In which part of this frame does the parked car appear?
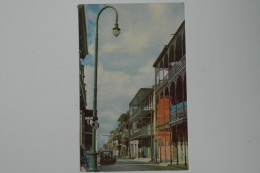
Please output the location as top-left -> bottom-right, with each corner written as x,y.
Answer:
100,150 -> 116,165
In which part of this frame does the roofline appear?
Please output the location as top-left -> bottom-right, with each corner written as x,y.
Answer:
153,20 -> 185,67
152,45 -> 168,67
129,88 -> 153,106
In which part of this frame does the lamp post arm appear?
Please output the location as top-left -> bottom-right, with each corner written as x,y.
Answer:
93,6 -> 119,121
89,6 -> 119,171
97,6 -> 119,27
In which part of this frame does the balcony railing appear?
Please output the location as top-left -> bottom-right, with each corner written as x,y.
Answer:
130,124 -> 151,140
80,73 -> 87,106
168,55 -> 186,83
121,130 -> 129,139
170,101 -> 187,125
142,124 -> 151,136
130,128 -> 141,139
130,107 -> 153,122
156,73 -> 169,92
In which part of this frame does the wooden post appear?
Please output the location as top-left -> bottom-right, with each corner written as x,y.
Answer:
165,131 -> 167,162
184,124 -> 187,167
176,126 -> 179,165
170,127 -> 172,164
160,139 -> 162,163
151,112 -> 153,160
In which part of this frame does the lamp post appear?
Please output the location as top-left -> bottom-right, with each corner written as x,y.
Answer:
88,6 -> 120,172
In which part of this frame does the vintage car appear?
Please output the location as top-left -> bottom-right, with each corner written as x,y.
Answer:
100,150 -> 116,165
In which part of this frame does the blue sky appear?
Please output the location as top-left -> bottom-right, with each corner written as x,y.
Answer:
82,3 -> 184,148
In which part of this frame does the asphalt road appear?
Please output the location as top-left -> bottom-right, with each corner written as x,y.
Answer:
98,158 -> 186,172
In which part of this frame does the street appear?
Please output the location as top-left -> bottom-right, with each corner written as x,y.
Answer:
97,158 -> 187,172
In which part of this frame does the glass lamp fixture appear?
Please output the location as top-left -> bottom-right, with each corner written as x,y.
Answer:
113,23 -> 120,37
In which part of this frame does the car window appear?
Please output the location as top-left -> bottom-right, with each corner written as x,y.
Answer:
102,151 -> 112,155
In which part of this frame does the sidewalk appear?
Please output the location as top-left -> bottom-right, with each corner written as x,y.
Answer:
133,157 -> 188,169
134,157 -> 151,162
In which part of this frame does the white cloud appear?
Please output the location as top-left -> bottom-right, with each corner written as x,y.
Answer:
86,7 -> 96,24
87,42 -> 95,57
102,29 -> 150,52
85,65 -> 134,108
97,65 -> 132,99
138,59 -> 154,74
148,3 -> 166,20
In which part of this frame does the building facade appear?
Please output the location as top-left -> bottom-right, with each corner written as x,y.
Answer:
129,88 -> 154,159
117,112 -> 130,158
153,21 -> 188,166
78,4 -> 93,165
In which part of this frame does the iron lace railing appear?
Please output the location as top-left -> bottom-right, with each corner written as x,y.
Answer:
130,124 -> 151,139
130,128 -> 141,139
130,107 -> 153,122
80,73 -> 87,106
168,55 -> 186,83
156,73 -> 169,92
170,102 -> 187,124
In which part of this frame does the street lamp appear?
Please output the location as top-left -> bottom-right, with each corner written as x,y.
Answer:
88,6 -> 120,172
112,23 -> 120,37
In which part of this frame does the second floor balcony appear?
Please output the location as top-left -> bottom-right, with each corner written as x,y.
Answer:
130,107 -> 153,122
130,124 -> 152,140
170,101 -> 187,126
129,88 -> 154,122
168,55 -> 186,83
156,73 -> 169,92
121,130 -> 129,139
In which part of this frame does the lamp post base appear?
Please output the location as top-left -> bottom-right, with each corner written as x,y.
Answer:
88,151 -> 99,172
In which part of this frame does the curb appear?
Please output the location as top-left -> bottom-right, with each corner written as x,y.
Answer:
148,161 -> 159,164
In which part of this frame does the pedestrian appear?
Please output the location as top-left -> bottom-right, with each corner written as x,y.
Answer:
85,149 -> 90,167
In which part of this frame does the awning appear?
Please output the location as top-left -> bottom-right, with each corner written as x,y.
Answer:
129,88 -> 153,106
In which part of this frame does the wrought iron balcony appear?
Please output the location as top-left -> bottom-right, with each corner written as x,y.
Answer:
141,124 -> 152,137
170,101 -> 187,126
156,73 -> 169,92
80,72 -> 87,107
130,107 -> 153,122
130,128 -> 141,140
130,124 -> 151,140
118,121 -> 128,130
121,130 -> 129,139
168,55 -> 186,83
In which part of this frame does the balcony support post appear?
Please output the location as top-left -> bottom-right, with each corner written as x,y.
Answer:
159,139 -> 162,163
150,112 -> 153,161
176,125 -> 179,165
184,123 -> 187,167
170,127 -> 172,164
175,83 -> 178,120
164,131 -> 166,162
182,75 -> 185,116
